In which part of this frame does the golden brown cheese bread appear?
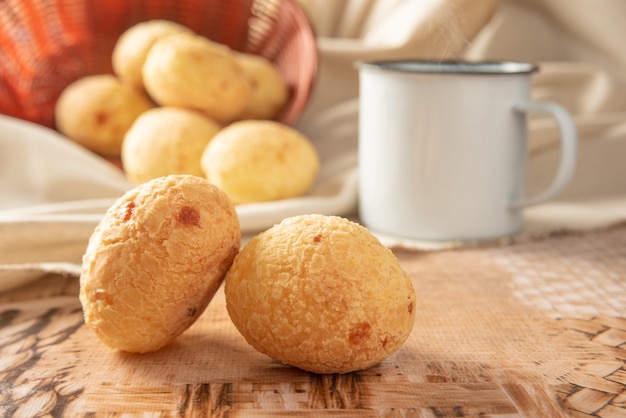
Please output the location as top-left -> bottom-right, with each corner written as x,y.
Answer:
80,175 -> 240,353
224,214 -> 416,374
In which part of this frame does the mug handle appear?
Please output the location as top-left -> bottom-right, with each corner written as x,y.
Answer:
508,101 -> 578,209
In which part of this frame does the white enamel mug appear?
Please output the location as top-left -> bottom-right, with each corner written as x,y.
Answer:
357,60 -> 577,242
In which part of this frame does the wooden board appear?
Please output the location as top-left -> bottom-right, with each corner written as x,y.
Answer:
2,225 -> 626,417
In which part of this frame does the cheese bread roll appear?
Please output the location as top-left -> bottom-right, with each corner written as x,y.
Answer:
224,214 -> 416,374
80,175 -> 240,353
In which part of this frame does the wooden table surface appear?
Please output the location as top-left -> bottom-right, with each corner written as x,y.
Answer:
2,224 -> 626,417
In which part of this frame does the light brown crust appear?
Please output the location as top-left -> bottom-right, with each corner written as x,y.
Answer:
224,214 -> 416,374
80,175 -> 241,353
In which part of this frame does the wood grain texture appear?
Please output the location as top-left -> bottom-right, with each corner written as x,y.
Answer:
1,225 -> 626,417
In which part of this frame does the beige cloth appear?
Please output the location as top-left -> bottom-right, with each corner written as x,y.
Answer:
466,0 -> 626,232
1,0 -> 626,290
296,0 -> 626,247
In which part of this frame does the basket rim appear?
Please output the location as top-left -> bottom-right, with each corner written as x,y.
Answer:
0,0 -> 320,128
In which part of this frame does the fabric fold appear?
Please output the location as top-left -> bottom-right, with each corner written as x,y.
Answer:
2,0 -> 626,292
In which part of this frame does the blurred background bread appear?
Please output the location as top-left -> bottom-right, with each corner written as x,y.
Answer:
122,107 -> 222,184
55,74 -> 154,157
201,120 -> 320,204
112,19 -> 192,91
142,33 -> 251,124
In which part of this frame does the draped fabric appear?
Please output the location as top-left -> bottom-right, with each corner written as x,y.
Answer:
296,0 -> 626,243
2,0 -> 625,291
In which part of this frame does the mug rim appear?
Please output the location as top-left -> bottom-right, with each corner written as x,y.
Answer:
358,60 -> 538,75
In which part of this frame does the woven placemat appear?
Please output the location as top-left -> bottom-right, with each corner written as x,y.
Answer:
1,224 -> 625,416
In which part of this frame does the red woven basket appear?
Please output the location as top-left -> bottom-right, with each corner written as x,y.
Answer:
0,0 -> 318,129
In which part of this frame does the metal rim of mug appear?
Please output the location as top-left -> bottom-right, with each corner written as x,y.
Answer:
358,60 -> 538,75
